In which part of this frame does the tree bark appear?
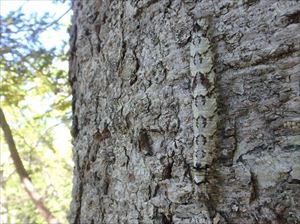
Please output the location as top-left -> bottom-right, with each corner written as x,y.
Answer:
69,0 -> 300,223
0,108 -> 60,224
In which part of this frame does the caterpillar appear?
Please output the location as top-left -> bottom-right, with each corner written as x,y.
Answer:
190,18 -> 218,189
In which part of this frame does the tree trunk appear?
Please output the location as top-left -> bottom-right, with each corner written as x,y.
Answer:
68,0 -> 300,223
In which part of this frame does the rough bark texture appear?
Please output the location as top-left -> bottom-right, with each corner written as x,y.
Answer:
69,0 -> 300,223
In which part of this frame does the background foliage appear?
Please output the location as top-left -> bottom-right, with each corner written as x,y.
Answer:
0,1 -> 72,223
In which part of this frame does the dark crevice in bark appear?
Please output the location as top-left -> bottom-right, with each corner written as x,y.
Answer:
231,121 -> 238,165
236,144 -> 269,164
88,37 -> 94,57
88,11 -> 99,24
103,174 -> 110,195
246,0 -> 260,7
138,129 -> 153,156
129,75 -> 138,86
123,146 -> 130,168
153,184 -> 160,197
69,24 -> 77,60
250,171 -> 259,203
74,152 -> 83,224
130,48 -> 140,86
183,157 -> 193,182
162,160 -> 174,180
284,9 -> 300,25
93,127 -> 111,142
118,41 -> 127,74
220,48 -> 299,73
133,0 -> 160,19
117,0 -> 126,75
71,114 -> 79,138
161,212 -> 173,224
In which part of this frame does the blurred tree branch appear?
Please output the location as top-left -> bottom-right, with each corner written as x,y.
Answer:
0,107 -> 61,224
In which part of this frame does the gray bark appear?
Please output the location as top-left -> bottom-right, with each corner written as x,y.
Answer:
68,0 -> 300,223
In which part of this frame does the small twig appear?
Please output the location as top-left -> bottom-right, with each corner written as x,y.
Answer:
41,7 -> 72,32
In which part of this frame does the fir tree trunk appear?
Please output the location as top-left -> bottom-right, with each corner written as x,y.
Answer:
68,0 -> 300,223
